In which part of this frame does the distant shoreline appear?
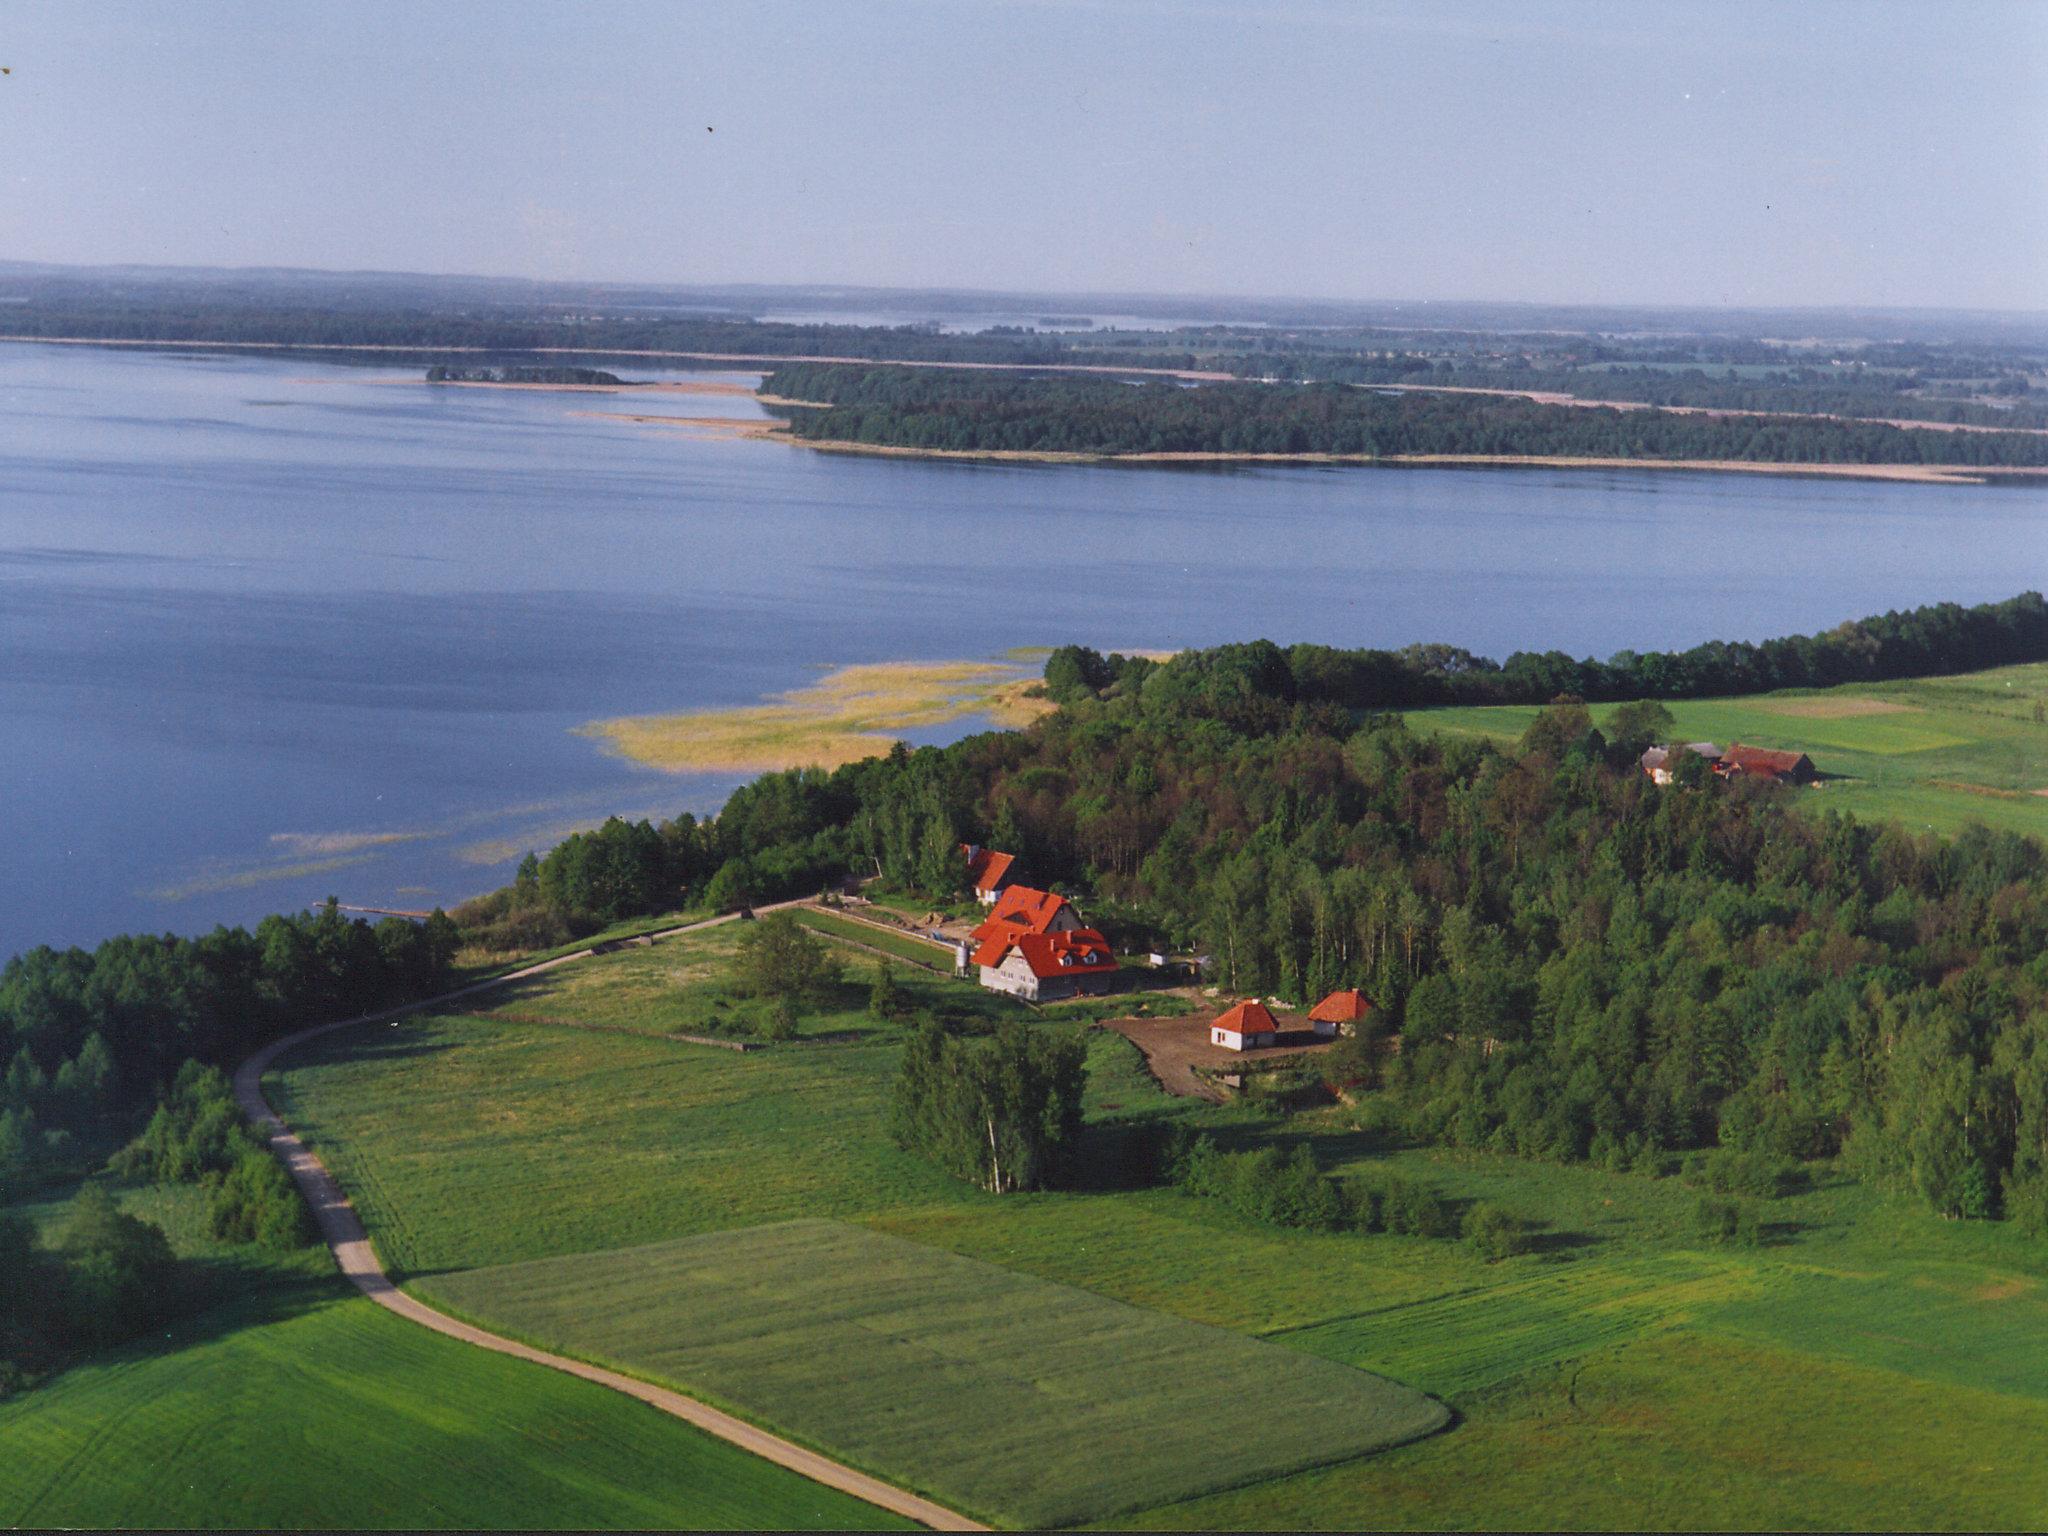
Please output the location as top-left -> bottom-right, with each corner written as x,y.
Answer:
0,334 -> 1231,381
598,411 -> 2045,485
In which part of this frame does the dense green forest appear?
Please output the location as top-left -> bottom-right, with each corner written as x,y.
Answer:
764,364 -> 2048,466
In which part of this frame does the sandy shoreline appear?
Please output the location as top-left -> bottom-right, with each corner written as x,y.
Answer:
611,415 -> 2040,483
1375,381 -> 2048,438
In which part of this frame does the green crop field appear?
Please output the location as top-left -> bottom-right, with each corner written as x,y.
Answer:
792,905 -> 960,968
426,1220 -> 1447,1529
1407,662 -> 2048,838
0,1180 -> 911,1532
260,924 -> 2048,1529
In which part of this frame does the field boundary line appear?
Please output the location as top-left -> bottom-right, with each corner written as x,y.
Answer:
232,905 -> 987,1533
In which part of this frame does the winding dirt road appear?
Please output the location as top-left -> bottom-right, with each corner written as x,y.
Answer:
233,904 -> 986,1533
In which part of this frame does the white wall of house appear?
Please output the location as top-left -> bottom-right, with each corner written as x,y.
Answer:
979,955 -> 1040,1001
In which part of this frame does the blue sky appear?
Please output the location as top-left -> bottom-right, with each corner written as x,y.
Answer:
4,0 -> 2044,309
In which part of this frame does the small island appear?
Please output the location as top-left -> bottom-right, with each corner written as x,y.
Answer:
425,364 -> 627,386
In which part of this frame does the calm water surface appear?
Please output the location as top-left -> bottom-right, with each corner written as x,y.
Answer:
3,343 -> 2043,956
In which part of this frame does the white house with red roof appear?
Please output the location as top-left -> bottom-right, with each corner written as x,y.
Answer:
967,884 -> 1117,1001
974,926 -> 1120,1002
1211,1000 -> 1281,1051
960,844 -> 1019,906
1307,988 -> 1374,1039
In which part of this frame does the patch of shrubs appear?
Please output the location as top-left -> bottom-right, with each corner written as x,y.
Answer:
1683,1146 -> 1805,1199
112,1063 -> 314,1252
0,1184 -> 178,1396
1694,1195 -> 1764,1248
1460,1201 -> 1530,1261
1165,1132 -> 1499,1247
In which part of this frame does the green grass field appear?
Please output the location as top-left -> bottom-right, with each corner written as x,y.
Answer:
1408,662 -> 2048,838
247,920 -> 2048,1527
426,1220 -> 1447,1529
0,1179 -> 911,1531
0,1281 -> 913,1531
792,905 -> 960,968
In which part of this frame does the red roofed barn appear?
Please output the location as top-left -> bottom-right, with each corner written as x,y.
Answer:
1211,1000 -> 1280,1052
1717,744 -> 1817,785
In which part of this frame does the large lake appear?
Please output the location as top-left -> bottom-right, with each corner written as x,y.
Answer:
3,343 -> 2043,958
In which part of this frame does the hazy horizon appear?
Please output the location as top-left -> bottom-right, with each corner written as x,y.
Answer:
5,1 -> 2046,312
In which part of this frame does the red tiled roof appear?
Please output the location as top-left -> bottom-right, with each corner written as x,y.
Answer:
1309,989 -> 1374,1024
1212,1000 -> 1279,1036
969,885 -> 1070,948
961,845 -> 1017,894
1722,744 -> 1812,776
976,926 -> 1118,979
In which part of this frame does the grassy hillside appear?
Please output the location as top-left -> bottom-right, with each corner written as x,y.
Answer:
0,1183 -> 912,1531
429,1220 -> 1446,1529
1409,662 -> 2048,838
261,926 -> 2048,1529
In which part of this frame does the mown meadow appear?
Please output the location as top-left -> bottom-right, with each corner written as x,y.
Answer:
267,923 -> 2048,1529
1409,662 -> 2048,838
0,1179 -> 911,1531
429,1219 -> 1446,1529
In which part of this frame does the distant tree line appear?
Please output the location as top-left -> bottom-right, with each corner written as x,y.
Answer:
763,364 -> 2048,466
1,902 -> 457,1200
424,365 -> 624,385
3,302 -> 1200,371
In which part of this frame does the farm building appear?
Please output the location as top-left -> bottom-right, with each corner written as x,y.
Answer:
960,844 -> 1018,906
1718,743 -> 1817,784
973,926 -> 1119,1002
1639,742 -> 1723,785
1307,989 -> 1374,1038
1211,1000 -> 1281,1052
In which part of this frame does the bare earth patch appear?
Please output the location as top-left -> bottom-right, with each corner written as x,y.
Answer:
1929,780 -> 2028,800
1747,696 -> 1920,719
582,659 -> 1057,774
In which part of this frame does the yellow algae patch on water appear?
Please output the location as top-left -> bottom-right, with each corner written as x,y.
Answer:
581,658 -> 1058,774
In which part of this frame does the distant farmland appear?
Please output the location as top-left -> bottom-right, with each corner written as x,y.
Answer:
423,1219 -> 1448,1529
1408,662 -> 2048,838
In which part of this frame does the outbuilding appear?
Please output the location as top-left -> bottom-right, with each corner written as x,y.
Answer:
1307,988 -> 1375,1039
960,844 -> 1019,906
1210,999 -> 1281,1052
1718,744 -> 1817,785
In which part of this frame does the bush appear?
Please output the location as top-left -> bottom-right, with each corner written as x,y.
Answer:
1170,1134 -> 1348,1232
1694,1195 -> 1762,1247
734,913 -> 840,1004
759,995 -> 801,1042
1379,1176 -> 1459,1238
60,1184 -> 177,1349
1463,1201 -> 1528,1261
1686,1147 -> 1804,1199
868,962 -> 904,1021
209,1148 -> 317,1251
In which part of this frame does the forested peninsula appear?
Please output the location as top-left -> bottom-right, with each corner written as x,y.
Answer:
425,364 -> 624,385
762,364 -> 2048,470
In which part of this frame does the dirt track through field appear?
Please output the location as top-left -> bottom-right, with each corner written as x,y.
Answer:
233,902 -> 985,1533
